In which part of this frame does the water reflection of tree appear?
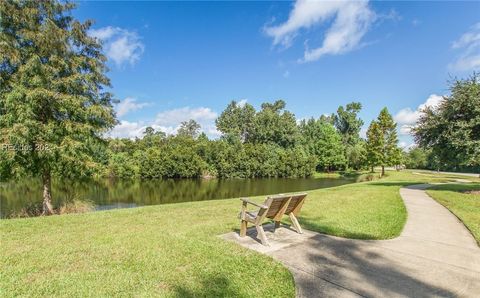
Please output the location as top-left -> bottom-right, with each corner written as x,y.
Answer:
1,178 -> 353,217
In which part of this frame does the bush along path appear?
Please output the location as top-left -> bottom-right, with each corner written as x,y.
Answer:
267,184 -> 480,297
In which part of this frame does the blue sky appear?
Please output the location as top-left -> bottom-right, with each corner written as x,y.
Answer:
75,1 -> 480,147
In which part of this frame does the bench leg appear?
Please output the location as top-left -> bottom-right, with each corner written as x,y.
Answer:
240,220 -> 247,237
256,224 -> 269,246
289,213 -> 303,234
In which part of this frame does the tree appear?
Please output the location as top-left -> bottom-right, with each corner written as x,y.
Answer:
299,118 -> 345,171
177,119 -> 201,139
378,108 -> 402,174
346,140 -> 367,170
0,1 -> 116,214
334,102 -> 364,145
366,108 -> 400,176
319,114 -> 335,125
139,127 -> 165,149
249,100 -> 300,148
413,74 -> 480,174
215,100 -> 255,142
216,99 -> 300,148
108,152 -> 138,178
138,137 -> 205,179
333,102 -> 364,169
366,121 -> 383,173
404,147 -> 429,169
143,127 -> 155,137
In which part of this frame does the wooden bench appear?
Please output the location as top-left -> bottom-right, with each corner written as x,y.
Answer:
239,193 -> 307,246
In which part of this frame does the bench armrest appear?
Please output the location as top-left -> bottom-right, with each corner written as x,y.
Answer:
240,198 -> 268,209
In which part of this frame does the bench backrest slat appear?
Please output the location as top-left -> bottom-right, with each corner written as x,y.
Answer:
284,193 -> 307,215
265,195 -> 292,218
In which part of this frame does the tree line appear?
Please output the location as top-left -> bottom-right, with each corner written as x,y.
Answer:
101,99 -> 403,180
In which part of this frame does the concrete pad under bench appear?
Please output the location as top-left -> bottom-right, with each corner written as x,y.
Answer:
221,223 -> 317,254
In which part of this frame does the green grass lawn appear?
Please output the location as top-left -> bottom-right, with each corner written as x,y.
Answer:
300,181 -> 407,239
1,170 -> 476,297
427,183 -> 480,244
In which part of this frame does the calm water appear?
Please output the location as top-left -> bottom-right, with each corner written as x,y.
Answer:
0,177 -> 354,218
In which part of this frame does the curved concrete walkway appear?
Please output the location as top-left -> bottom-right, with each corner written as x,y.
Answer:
265,184 -> 480,297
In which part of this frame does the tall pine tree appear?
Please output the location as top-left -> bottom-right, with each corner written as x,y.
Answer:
366,120 -> 382,173
366,108 -> 400,176
0,1 -> 116,214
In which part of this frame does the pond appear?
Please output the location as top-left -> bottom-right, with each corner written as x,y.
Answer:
0,177 -> 355,218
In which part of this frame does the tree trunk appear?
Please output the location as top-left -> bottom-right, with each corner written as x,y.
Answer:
42,170 -> 54,215
371,166 -> 374,173
381,166 -> 385,177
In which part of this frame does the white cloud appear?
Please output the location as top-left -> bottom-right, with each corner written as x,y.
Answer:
449,23 -> 480,72
394,94 -> 444,135
108,120 -> 147,139
394,108 -> 418,125
154,107 -> 217,127
115,97 -> 150,117
206,127 -> 222,137
398,141 -> 415,150
399,124 -> 413,136
418,94 -> 443,111
452,23 -> 480,49
89,26 -> 117,40
89,26 -> 144,67
107,106 -> 219,139
283,70 -> 290,78
264,0 -> 375,62
107,121 -> 175,139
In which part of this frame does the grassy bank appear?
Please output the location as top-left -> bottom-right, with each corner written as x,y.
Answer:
0,170 -> 475,297
313,170 -> 376,182
427,183 -> 480,244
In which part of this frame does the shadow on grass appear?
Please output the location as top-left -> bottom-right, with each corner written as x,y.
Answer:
428,183 -> 480,192
172,275 -> 247,298
299,216 -> 383,240
367,181 -> 426,187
